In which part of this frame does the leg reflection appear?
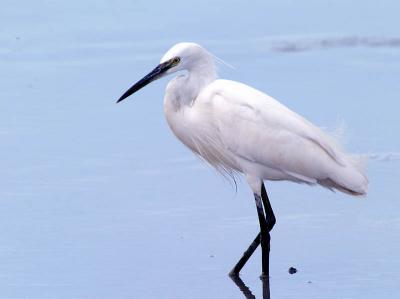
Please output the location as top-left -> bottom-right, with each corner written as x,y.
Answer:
229,273 -> 271,299
229,274 -> 256,299
261,276 -> 271,299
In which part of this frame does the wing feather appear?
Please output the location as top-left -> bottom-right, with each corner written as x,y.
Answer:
190,79 -> 367,195
198,80 -> 348,181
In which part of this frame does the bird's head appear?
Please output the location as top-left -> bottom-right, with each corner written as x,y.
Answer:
117,42 -> 213,103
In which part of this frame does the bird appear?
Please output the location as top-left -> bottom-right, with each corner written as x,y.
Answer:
116,42 -> 368,278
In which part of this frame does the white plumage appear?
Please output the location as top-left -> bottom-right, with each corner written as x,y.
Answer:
116,42 -> 369,276
160,42 -> 368,196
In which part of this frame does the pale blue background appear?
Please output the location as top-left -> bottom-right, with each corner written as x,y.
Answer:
1,0 -> 399,298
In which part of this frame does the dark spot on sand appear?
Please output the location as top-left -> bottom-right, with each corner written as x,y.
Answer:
288,267 -> 297,274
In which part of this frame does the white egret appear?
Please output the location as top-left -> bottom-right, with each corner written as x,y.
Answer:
117,42 -> 368,278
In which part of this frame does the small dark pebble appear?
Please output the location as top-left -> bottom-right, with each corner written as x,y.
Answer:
307,281 -> 312,284
209,254 -> 214,258
288,267 -> 297,274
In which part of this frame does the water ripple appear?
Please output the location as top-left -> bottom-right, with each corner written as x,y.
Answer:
269,36 -> 400,53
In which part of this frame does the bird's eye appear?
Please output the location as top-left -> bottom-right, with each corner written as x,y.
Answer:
172,57 -> 180,65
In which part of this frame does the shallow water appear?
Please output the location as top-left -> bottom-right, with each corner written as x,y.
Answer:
1,0 -> 400,298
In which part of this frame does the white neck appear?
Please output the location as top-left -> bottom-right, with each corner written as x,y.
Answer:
166,53 -> 217,108
185,62 -> 217,100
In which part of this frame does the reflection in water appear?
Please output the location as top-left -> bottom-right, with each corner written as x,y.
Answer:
229,274 -> 270,299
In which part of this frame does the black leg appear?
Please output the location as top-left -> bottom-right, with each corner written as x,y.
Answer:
258,182 -> 276,277
255,192 -> 270,277
229,182 -> 276,277
261,183 -> 276,232
229,233 -> 261,276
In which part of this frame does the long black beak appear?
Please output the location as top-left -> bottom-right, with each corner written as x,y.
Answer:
117,61 -> 171,103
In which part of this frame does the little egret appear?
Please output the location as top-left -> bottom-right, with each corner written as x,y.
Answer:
117,42 -> 368,278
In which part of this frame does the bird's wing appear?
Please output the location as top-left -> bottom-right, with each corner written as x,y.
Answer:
198,79 -> 346,180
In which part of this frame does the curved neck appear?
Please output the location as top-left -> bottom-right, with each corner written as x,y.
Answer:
181,58 -> 217,105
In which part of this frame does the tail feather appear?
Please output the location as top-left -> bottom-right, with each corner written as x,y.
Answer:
318,178 -> 367,196
319,154 -> 368,196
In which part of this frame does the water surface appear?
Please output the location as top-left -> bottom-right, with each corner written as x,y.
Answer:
1,0 -> 399,298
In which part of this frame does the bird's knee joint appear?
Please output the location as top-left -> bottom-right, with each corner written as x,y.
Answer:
268,217 -> 276,231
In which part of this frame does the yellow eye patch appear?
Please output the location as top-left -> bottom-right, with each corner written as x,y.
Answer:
171,57 -> 180,66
